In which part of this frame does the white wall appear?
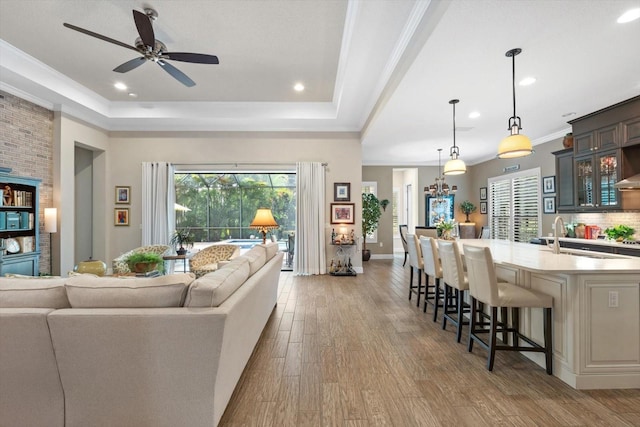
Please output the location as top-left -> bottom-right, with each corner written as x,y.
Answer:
107,131 -> 362,272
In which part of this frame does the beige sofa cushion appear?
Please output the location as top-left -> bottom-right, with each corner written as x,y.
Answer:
185,257 -> 250,307
243,245 -> 267,276
65,273 -> 195,308
0,277 -> 70,308
258,242 -> 278,261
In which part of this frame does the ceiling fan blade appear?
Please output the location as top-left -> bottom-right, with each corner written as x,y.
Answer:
133,10 -> 155,48
113,57 -> 146,73
158,60 -> 195,87
63,23 -> 138,52
163,52 -> 219,64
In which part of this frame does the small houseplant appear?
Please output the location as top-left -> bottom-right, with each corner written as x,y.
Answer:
436,219 -> 456,240
170,228 -> 195,255
604,225 -> 635,242
126,252 -> 163,274
362,193 -> 382,261
459,200 -> 477,223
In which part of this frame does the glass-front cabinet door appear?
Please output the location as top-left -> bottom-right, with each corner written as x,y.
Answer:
597,151 -> 618,207
576,156 -> 593,207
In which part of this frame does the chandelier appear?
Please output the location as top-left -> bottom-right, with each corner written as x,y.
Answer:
425,148 -> 457,202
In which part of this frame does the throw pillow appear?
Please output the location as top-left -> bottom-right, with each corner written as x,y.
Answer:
243,245 -> 267,276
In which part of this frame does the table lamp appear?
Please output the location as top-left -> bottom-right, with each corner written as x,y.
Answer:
250,208 -> 279,244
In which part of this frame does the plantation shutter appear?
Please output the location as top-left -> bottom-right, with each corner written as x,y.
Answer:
512,175 -> 539,243
488,168 -> 541,242
489,179 -> 510,240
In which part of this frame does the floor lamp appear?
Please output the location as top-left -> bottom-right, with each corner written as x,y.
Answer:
44,208 -> 57,275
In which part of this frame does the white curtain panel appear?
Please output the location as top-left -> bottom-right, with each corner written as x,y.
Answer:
141,162 -> 176,245
295,162 -> 326,275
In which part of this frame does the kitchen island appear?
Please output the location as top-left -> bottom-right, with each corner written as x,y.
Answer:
456,239 -> 640,390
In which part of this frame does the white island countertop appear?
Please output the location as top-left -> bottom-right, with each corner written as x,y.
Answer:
456,239 -> 640,274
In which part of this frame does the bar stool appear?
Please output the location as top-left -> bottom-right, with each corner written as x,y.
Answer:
419,236 -> 443,321
406,233 -> 424,307
438,240 -> 469,343
463,244 -> 553,374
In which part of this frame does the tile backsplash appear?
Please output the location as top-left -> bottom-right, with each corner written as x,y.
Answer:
559,212 -> 640,239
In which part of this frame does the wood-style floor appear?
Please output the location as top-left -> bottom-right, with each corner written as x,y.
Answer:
220,258 -> 640,426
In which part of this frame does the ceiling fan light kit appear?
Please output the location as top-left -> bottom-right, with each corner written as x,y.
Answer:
444,99 -> 467,175
63,8 -> 219,87
498,48 -> 534,159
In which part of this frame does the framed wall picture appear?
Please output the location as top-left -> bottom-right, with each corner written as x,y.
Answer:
330,203 -> 355,224
115,186 -> 131,204
480,187 -> 487,201
543,197 -> 556,214
114,208 -> 129,226
480,201 -> 487,214
425,195 -> 454,227
542,176 -> 556,194
334,182 -> 351,201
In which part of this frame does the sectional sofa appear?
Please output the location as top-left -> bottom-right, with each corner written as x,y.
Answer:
0,242 -> 283,427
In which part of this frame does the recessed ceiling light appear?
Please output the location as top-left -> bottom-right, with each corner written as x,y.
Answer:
519,77 -> 536,86
114,82 -> 127,91
468,111 -> 481,119
617,8 -> 640,23
293,83 -> 305,92
562,112 -> 576,117
128,92 -> 138,98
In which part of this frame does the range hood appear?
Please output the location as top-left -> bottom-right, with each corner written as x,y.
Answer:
614,174 -> 640,191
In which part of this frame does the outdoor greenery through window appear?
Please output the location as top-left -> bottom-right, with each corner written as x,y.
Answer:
174,172 -> 296,243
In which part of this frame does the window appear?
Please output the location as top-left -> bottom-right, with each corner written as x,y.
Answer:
488,168 -> 541,242
174,172 -> 296,242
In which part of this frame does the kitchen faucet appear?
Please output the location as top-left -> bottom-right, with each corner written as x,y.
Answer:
550,216 -> 566,254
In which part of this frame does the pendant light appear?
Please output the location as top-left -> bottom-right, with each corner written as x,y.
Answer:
444,99 -> 466,175
497,48 -> 534,159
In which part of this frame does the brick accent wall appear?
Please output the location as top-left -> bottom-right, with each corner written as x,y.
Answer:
0,91 -> 54,274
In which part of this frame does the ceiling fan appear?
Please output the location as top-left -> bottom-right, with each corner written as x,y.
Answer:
63,8 -> 219,87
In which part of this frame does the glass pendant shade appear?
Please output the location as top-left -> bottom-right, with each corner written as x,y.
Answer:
498,132 -> 533,159
444,158 -> 466,175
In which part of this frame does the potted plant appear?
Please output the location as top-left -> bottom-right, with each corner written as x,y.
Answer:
125,252 -> 163,274
170,228 -> 194,255
362,192 -> 382,261
459,200 -> 477,223
604,225 -> 635,242
436,219 -> 456,240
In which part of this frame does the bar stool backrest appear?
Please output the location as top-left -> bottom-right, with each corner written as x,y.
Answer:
463,245 -> 499,306
406,233 -> 423,270
419,236 -> 441,278
438,240 -> 467,290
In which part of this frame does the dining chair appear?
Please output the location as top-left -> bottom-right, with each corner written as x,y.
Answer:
406,233 -> 424,307
399,225 -> 409,266
438,240 -> 469,343
419,236 -> 443,321
463,244 -> 553,374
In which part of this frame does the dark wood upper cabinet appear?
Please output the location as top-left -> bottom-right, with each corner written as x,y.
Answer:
622,116 -> 640,147
552,148 -> 575,212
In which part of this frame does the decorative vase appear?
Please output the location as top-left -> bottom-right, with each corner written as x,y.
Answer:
74,258 -> 107,276
362,249 -> 371,262
176,247 -> 187,256
563,133 -> 574,149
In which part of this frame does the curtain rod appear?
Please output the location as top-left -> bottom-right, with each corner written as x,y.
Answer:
173,162 -> 328,167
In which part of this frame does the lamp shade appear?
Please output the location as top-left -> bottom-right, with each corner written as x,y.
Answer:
250,208 -> 279,243
497,133 -> 534,159
443,158 -> 467,175
44,208 -> 57,233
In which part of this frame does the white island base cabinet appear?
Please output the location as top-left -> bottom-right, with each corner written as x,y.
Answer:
499,267 -> 640,389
